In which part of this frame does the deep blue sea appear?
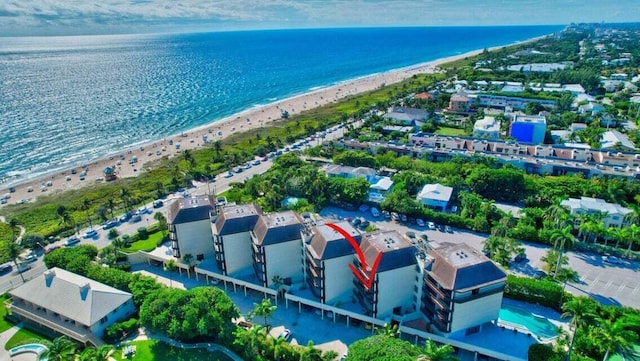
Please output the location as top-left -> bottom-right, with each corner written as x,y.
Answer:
0,26 -> 562,181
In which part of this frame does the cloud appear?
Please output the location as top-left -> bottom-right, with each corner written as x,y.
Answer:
1,0 -> 639,36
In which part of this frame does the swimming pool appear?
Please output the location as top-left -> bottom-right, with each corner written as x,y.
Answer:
9,343 -> 49,357
499,303 -> 558,340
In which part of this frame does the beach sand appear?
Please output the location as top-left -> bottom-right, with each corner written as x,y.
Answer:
0,41 -> 529,208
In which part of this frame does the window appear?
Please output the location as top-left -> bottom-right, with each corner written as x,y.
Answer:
471,288 -> 480,295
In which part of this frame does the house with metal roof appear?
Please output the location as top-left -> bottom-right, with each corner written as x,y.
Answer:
303,221 -> 361,305
212,203 -> 262,276
383,106 -> 429,126
560,196 -> 633,228
9,268 -> 134,346
353,230 -> 418,319
251,211 -> 304,287
167,195 -> 216,261
417,183 -> 453,211
421,243 -> 506,337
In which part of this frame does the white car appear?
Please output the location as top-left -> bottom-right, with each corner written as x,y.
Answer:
84,229 -> 98,239
427,222 -> 436,230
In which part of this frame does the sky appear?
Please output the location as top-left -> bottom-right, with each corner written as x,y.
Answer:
1,0 -> 639,37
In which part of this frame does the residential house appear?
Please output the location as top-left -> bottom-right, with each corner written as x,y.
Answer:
9,268 -> 135,346
417,184 -> 453,211
421,243 -> 506,337
448,93 -> 471,113
251,211 -> 304,287
472,116 -> 501,139
601,131 -> 636,151
168,195 -> 216,261
510,114 -> 547,144
383,107 -> 429,126
325,165 -> 376,179
560,197 -> 633,228
303,221 -> 362,305
212,204 -> 262,276
353,230 -> 418,319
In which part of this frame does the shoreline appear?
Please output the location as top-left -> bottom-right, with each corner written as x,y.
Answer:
0,34 -> 547,207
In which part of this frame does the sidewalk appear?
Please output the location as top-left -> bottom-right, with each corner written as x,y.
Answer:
0,324 -> 22,361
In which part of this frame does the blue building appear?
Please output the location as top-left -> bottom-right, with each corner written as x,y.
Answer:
510,115 -> 547,144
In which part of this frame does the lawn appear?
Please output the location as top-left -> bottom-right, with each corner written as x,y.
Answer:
435,127 -> 468,136
112,340 -> 233,361
122,231 -> 164,253
4,327 -> 50,350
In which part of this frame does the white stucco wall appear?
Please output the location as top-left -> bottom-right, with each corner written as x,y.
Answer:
449,291 -> 503,334
90,298 -> 135,337
220,231 -> 254,275
175,219 -> 214,260
324,255 -> 355,305
264,239 -> 304,286
376,265 -> 417,319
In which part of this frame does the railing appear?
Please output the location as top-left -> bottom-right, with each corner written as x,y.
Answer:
8,303 -> 94,345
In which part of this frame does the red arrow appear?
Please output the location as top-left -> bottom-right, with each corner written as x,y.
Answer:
326,223 -> 382,290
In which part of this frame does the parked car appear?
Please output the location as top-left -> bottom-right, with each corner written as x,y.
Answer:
351,218 -> 361,227
444,225 -> 453,233
370,207 -> 380,217
382,210 -> 391,219
391,212 -> 400,221
223,171 -> 234,178
84,229 -> 98,239
416,218 -> 425,227
45,245 -> 60,254
17,263 -> 31,273
152,200 -> 164,208
603,255 -> 623,265
400,214 -> 408,222
359,219 -> 370,229
119,212 -> 132,223
137,206 -> 150,215
130,214 -> 142,223
427,222 -> 436,230
65,236 -> 80,247
102,219 -> 118,230
0,264 -> 13,274
359,204 -> 369,212
23,252 -> 38,263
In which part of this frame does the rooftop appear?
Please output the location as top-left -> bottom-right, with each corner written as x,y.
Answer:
307,221 -> 361,260
359,230 -> 417,272
429,243 -> 506,292
560,197 -> 633,216
214,203 -> 262,236
168,195 -> 216,224
417,183 -> 453,202
253,211 -> 303,246
10,267 -> 132,326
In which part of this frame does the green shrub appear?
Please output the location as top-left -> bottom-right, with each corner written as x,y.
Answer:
103,317 -> 139,344
136,227 -> 148,240
528,344 -> 561,361
504,275 -> 570,312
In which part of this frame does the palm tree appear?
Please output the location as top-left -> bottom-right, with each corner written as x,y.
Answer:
81,198 -> 92,227
42,336 -> 76,361
119,188 -> 131,211
562,296 -> 598,361
544,201 -> 572,228
154,212 -> 168,240
271,335 -> 287,360
250,298 -> 277,330
299,341 -> 323,361
550,226 -> 576,279
105,198 -> 116,218
7,241 -> 25,283
376,323 -> 399,338
164,259 -> 177,287
417,339 -> 458,361
56,205 -> 75,232
599,319 -> 639,361
111,237 -> 125,257
78,345 -> 112,361
626,224 -> 640,255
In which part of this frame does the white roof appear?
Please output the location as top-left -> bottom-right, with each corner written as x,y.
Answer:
369,176 -> 393,191
10,268 -> 132,326
473,116 -> 500,132
601,130 -> 636,150
562,84 -> 585,94
560,197 -> 632,217
417,183 -> 453,202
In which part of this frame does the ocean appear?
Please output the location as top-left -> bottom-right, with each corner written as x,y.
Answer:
0,26 -> 562,181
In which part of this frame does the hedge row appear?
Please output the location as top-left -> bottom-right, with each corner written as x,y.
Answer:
504,275 -> 570,312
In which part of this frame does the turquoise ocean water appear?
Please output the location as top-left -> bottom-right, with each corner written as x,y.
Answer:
0,26 -> 562,181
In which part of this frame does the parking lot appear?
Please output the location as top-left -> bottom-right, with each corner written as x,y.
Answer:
319,206 -> 640,309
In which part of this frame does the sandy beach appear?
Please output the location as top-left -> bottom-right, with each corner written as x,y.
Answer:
0,39 -> 537,208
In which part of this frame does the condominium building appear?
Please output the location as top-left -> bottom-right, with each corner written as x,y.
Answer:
353,230 -> 418,319
421,243 -> 506,337
251,211 -> 304,287
212,204 -> 262,276
168,195 -> 216,261
303,221 -> 362,305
